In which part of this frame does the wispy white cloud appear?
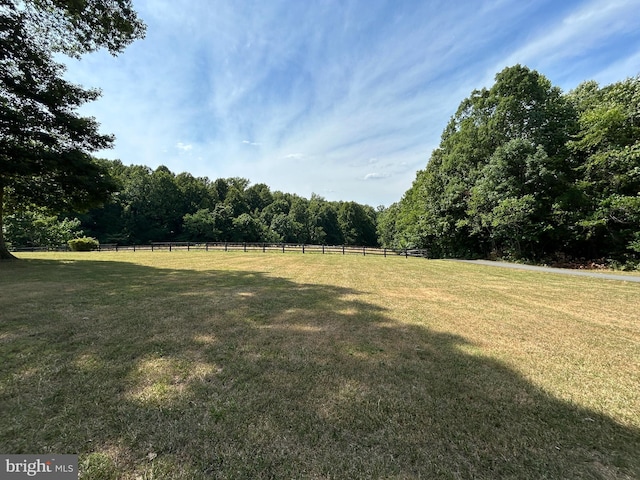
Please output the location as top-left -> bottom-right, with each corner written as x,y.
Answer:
62,0 -> 640,206
176,142 -> 193,152
591,49 -> 640,86
364,172 -> 391,180
283,153 -> 305,160
491,0 -> 640,88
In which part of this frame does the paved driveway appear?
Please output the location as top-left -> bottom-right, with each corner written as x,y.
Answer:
453,259 -> 640,283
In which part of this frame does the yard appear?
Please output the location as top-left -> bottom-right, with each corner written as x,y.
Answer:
1,251 -> 638,479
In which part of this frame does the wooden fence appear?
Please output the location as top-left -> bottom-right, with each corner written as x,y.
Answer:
101,242 -> 429,258
11,242 -> 429,258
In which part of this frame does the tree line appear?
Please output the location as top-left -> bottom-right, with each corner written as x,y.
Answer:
82,162 -> 379,246
5,161 -> 380,248
378,66 -> 639,267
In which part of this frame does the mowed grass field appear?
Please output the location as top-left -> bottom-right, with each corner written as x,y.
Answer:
1,251 -> 639,479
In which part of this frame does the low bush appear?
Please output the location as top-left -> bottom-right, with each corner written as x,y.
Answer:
68,237 -> 99,251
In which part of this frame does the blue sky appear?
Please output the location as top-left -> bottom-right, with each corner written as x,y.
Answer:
63,0 -> 640,207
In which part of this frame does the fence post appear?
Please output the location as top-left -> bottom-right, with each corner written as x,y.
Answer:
322,245 -> 325,254
405,249 -> 408,258
225,242 -> 228,252
302,244 -> 305,254
282,244 -> 285,253
342,245 -> 345,255
263,243 -> 266,253
244,242 -> 247,252
384,248 -> 386,257
363,246 -> 366,256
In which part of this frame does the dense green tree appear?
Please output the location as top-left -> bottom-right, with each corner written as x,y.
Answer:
210,178 -> 229,204
0,0 -> 144,259
232,213 -> 265,242
182,208 -> 216,242
81,164 -> 213,243
117,165 -> 156,243
19,0 -> 145,58
319,203 -> 344,245
4,209 -> 83,247
210,203 -> 235,241
288,196 -> 311,243
224,185 -> 250,217
175,172 -> 213,215
466,139 -> 559,258
148,166 -> 183,238
395,65 -> 578,259
392,151 -> 468,255
74,159 -> 127,243
245,183 -> 273,213
307,194 -> 342,245
183,204 -> 235,242
567,76 -> 640,260
376,202 -> 400,248
260,197 -> 290,227
392,66 -> 638,265
270,213 -> 301,243
337,201 -> 378,246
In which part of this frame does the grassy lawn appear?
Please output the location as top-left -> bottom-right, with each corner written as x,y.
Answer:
1,251 -> 639,479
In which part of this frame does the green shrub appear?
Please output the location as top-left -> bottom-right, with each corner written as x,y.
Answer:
68,237 -> 99,251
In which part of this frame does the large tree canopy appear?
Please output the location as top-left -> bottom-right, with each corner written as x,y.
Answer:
382,66 -> 639,266
0,0 -> 144,259
21,0 -> 145,57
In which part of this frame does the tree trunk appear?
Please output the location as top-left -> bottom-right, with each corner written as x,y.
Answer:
0,181 -> 18,261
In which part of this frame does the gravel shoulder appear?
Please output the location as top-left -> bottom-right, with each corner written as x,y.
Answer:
453,259 -> 640,283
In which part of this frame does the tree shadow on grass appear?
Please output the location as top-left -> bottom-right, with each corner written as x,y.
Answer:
1,258 -> 639,479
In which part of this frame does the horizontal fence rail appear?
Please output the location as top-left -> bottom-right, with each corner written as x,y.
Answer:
10,242 -> 429,258
9,245 -> 71,252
